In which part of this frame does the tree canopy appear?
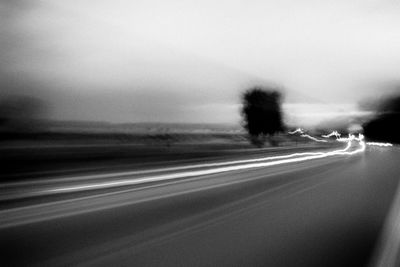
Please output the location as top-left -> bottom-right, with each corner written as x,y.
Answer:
241,87 -> 284,146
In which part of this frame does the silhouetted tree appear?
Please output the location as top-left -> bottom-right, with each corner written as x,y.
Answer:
363,94 -> 400,144
241,87 -> 284,146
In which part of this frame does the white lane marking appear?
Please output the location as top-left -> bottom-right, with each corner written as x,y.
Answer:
47,140 -> 364,194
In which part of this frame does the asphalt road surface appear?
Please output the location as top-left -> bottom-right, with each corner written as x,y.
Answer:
1,144 -> 399,266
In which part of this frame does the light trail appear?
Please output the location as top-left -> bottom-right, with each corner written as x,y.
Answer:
288,128 -> 304,134
0,146 -> 359,188
335,133 -> 392,147
300,134 -> 328,143
288,128 -> 328,142
322,131 -> 341,138
5,130 -> 375,199
367,142 -> 393,147
48,137 -> 365,194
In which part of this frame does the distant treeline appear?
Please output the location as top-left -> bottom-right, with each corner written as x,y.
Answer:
363,95 -> 400,144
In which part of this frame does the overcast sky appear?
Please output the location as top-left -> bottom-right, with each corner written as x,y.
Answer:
1,0 -> 400,126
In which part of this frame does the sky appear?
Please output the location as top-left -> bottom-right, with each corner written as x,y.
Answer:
1,0 -> 400,127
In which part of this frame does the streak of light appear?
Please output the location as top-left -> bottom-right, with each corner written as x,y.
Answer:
288,128 -> 328,142
288,128 -> 304,134
322,131 -> 341,138
337,133 -> 364,142
0,147 -> 355,188
300,134 -> 328,143
367,142 -> 393,147
48,138 -> 365,194
0,165 -> 342,228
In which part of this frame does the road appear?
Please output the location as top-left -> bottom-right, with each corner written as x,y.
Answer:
1,143 -> 399,266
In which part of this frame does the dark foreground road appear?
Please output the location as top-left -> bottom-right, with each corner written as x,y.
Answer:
1,145 -> 399,266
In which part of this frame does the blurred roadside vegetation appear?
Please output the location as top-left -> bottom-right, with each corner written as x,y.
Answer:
0,95 -> 335,181
0,94 -> 317,148
363,94 -> 400,144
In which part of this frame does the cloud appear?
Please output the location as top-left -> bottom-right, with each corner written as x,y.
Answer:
2,0 -> 400,124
